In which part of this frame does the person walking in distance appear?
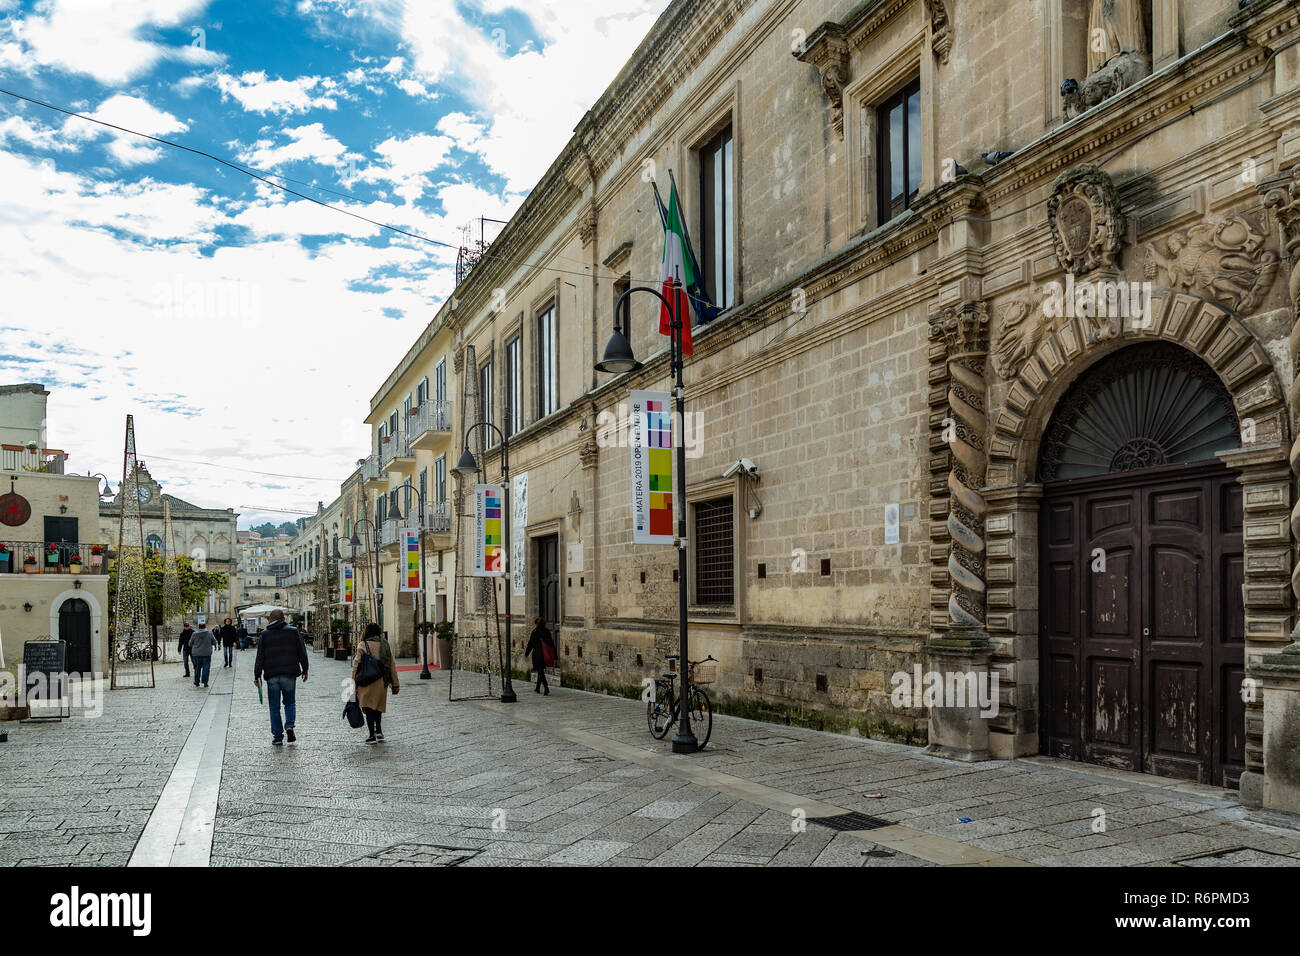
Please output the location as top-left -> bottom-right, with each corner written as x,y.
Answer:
351,622 -> 398,744
178,622 -> 194,678
253,609 -> 309,746
523,617 -> 556,695
189,622 -> 216,687
236,621 -> 248,651
218,618 -> 237,667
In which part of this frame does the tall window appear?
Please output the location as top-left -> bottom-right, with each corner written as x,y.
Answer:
435,359 -> 447,404
877,78 -> 922,224
699,126 -> 735,310
389,410 -> 398,436
536,305 -> 557,419
418,468 -> 427,512
479,358 -> 494,437
377,422 -> 386,455
693,497 -> 734,605
435,454 -> 446,505
416,377 -> 428,406
505,333 -> 523,437
376,495 -> 385,528
402,479 -> 412,517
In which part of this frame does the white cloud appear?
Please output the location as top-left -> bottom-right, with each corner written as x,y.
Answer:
393,0 -> 664,194
0,148 -> 444,518
214,71 -> 339,114
60,93 -> 190,166
0,0 -> 220,84
237,122 -> 348,169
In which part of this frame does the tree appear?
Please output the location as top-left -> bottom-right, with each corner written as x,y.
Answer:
251,522 -> 278,538
109,552 -> 230,629
277,521 -> 299,536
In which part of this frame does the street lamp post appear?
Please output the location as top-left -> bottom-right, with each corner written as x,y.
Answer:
452,414 -> 517,704
348,512 -> 386,652
595,279 -> 697,753
395,484 -> 435,680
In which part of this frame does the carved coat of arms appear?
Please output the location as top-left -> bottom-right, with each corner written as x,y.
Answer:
1047,164 -> 1125,275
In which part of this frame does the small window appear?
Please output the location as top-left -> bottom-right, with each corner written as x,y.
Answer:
536,304 -> 557,419
876,78 -> 922,224
699,126 -> 735,309
693,496 -> 734,605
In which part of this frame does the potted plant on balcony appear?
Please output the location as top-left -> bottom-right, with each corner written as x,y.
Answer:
24,555 -> 38,573
45,543 -> 59,570
89,544 -> 104,568
0,543 -> 9,573
434,620 -> 455,670
68,553 -> 82,575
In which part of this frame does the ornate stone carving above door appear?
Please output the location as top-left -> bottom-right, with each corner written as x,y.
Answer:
1143,215 -> 1279,315
1047,164 -> 1125,275
991,295 -> 1044,381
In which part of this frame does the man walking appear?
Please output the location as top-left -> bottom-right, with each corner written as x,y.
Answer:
178,622 -> 194,678
189,622 -> 216,687
218,618 -> 237,667
236,621 -> 248,651
253,609 -> 309,746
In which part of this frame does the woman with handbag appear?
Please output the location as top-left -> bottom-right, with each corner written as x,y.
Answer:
523,617 -> 556,695
351,622 -> 399,743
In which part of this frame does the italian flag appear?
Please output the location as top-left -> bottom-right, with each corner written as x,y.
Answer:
659,182 -> 695,357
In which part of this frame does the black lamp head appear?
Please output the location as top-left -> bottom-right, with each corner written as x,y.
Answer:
594,329 -> 641,374
453,447 -> 478,476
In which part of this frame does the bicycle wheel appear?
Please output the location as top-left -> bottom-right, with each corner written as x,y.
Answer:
688,687 -> 713,750
647,687 -> 673,739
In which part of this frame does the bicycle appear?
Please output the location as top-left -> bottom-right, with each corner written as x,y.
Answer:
647,654 -> 716,749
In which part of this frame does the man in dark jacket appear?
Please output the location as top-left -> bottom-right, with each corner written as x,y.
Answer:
218,618 -> 237,667
178,623 -> 194,678
253,610 -> 309,746
236,623 -> 249,650
523,618 -> 556,695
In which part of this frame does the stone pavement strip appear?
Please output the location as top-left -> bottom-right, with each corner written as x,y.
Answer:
3,644 -> 1300,867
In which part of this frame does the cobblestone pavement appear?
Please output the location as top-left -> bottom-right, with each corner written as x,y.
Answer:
3,645 -> 1300,867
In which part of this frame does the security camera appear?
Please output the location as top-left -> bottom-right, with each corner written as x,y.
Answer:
723,458 -> 759,479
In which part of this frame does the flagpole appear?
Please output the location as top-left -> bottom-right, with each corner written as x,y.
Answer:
669,266 -> 696,754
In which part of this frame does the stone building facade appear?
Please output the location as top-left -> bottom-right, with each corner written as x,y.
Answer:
98,464 -> 238,619
373,0 -> 1300,806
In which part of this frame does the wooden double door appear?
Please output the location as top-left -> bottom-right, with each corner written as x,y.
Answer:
1039,461 -> 1246,787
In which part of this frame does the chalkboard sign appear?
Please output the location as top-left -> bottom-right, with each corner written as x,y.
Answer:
23,640 -> 67,700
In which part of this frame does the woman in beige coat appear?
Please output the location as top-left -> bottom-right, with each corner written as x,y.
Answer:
352,622 -> 399,743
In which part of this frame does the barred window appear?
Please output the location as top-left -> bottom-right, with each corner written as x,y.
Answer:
693,496 -> 734,605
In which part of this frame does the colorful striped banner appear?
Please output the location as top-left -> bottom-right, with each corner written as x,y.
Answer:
473,483 -> 506,577
400,528 -> 421,591
340,563 -> 354,604
630,389 -> 674,545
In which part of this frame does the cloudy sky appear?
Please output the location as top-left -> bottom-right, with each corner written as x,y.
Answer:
0,0 -> 664,528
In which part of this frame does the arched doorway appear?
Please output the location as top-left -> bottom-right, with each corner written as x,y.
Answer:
58,598 -> 92,674
1037,342 -> 1246,787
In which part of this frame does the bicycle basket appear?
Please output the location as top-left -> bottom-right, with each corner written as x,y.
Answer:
689,662 -> 717,685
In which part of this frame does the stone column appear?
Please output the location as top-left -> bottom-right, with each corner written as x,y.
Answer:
925,299 -> 994,760
1255,645 -> 1300,814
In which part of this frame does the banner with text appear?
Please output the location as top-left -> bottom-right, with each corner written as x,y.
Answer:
630,389 -> 674,545
473,483 -> 506,577
512,472 -> 528,596
339,563 -> 354,604
400,528 -> 421,591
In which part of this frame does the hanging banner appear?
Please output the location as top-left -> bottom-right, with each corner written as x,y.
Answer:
512,472 -> 528,596
473,483 -> 506,577
400,528 -> 421,591
339,563 -> 355,604
630,389 -> 674,545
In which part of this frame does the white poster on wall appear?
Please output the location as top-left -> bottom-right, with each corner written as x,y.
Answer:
513,472 -> 528,596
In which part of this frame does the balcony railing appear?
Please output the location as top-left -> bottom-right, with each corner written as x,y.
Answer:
409,400 -> 453,447
0,541 -> 108,575
379,428 -> 412,468
361,455 -> 384,484
424,502 -> 452,533
1,446 -> 67,474
380,522 -> 398,547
